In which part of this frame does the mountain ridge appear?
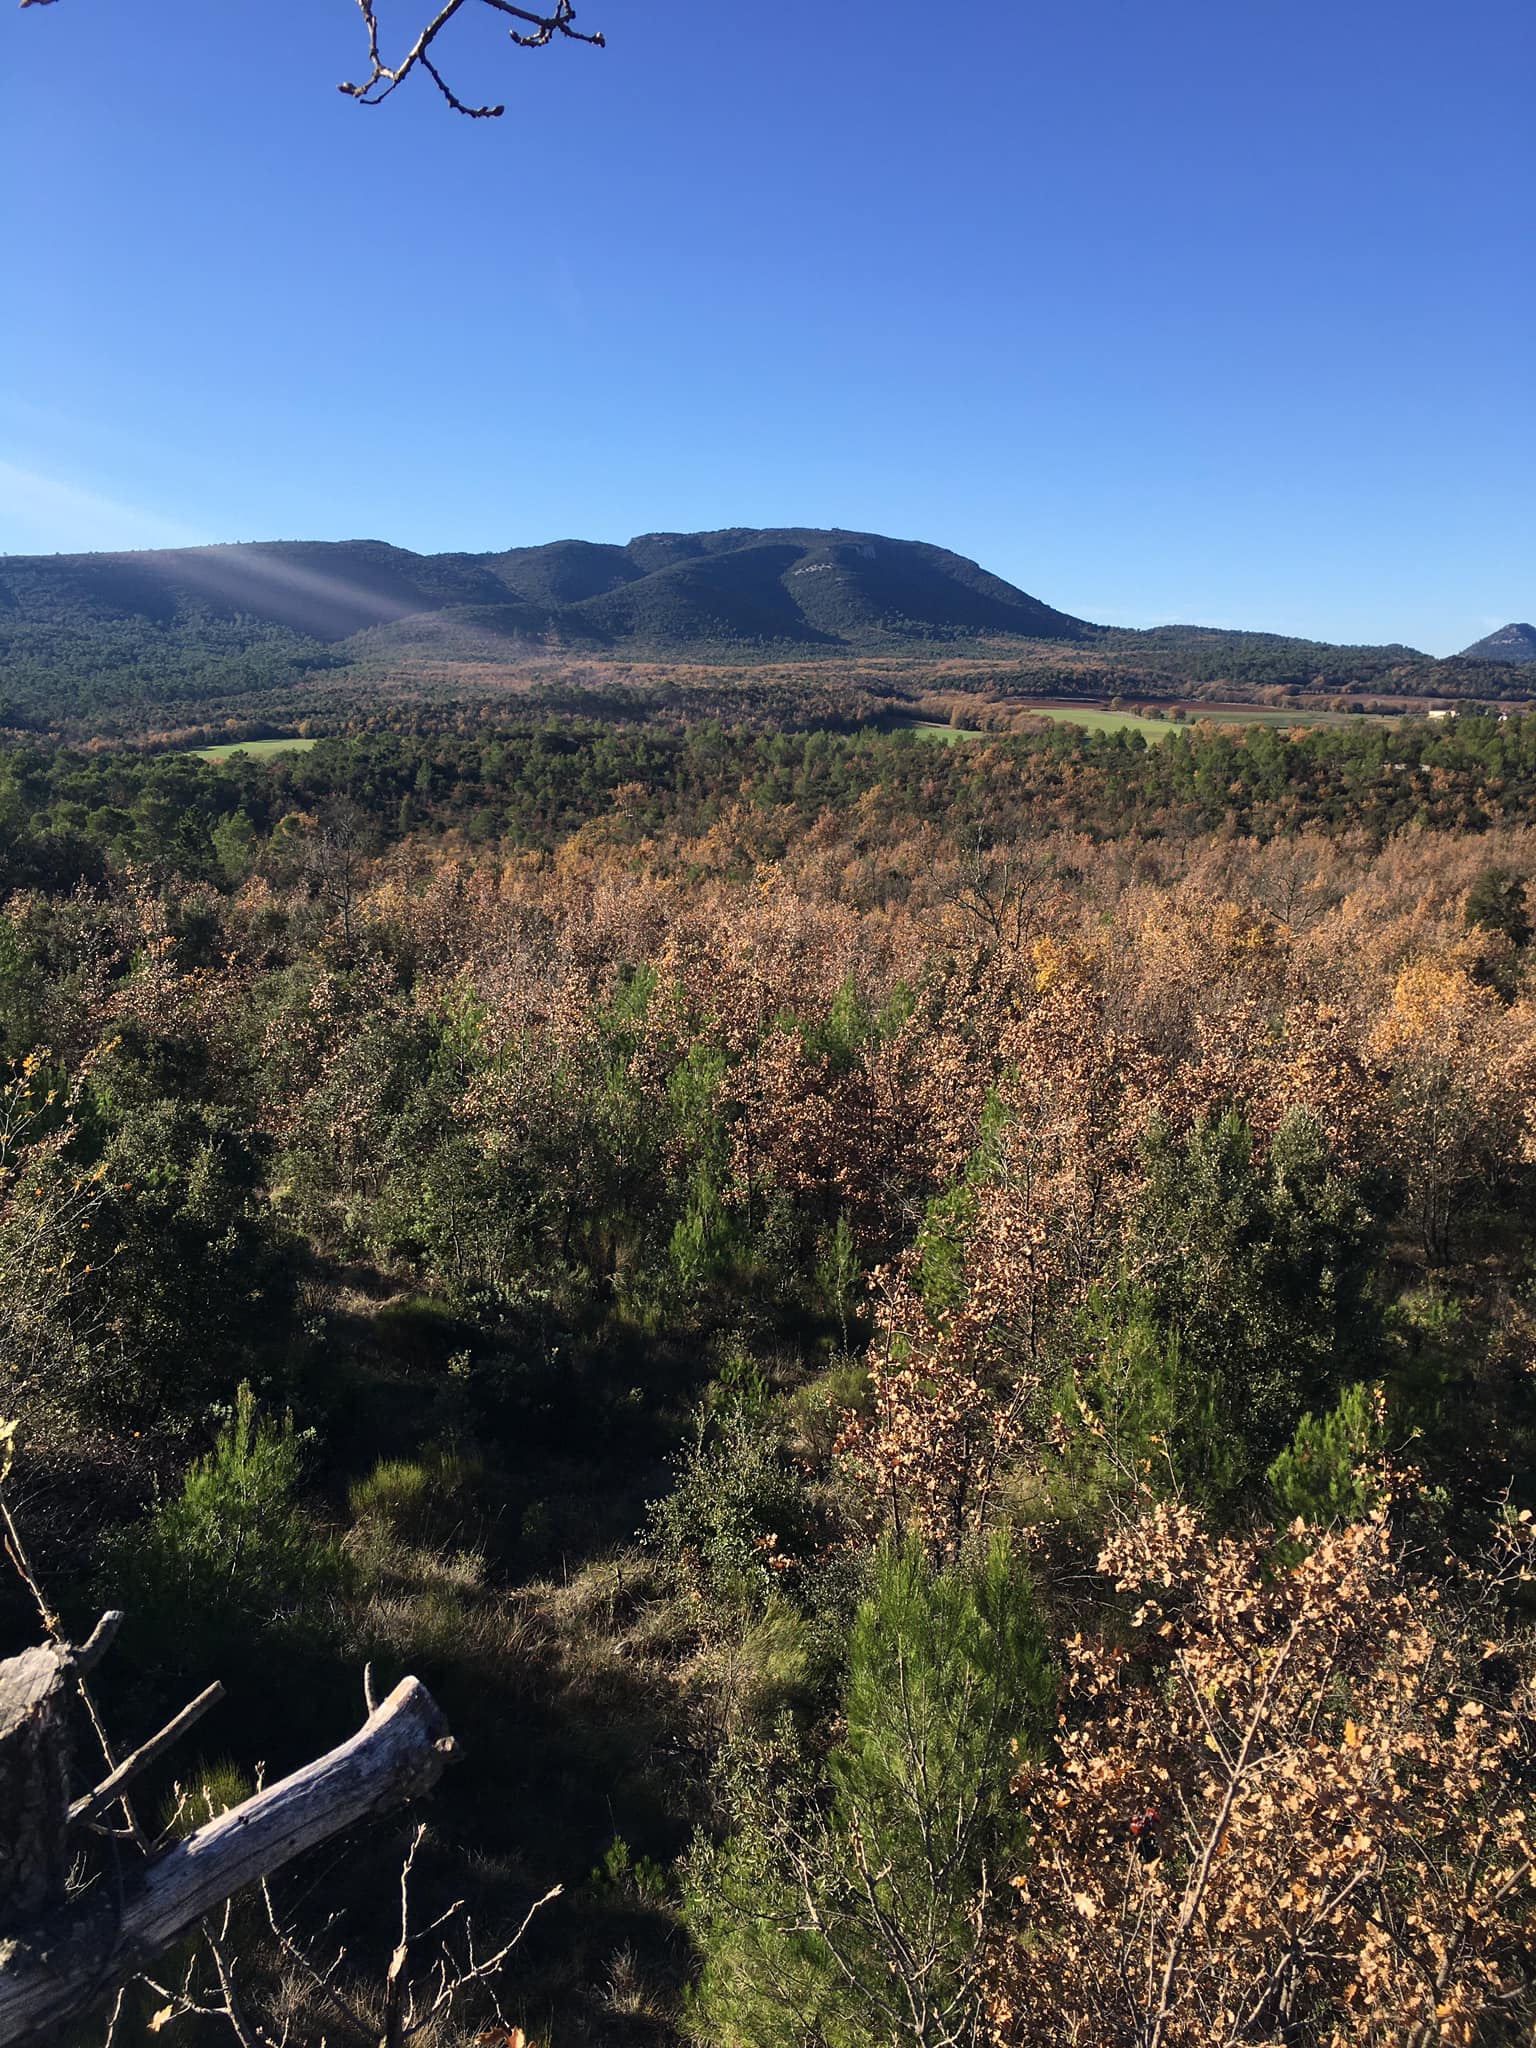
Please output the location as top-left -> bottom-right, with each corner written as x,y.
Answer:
2,526 -> 1529,735
0,528 -> 1096,654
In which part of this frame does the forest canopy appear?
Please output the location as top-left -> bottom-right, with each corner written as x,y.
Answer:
2,709 -> 1536,2043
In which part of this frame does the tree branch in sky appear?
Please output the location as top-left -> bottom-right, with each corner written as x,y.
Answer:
17,0 -> 605,119
340,0 -> 604,117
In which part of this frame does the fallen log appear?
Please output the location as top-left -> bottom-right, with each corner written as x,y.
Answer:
0,1675 -> 456,2045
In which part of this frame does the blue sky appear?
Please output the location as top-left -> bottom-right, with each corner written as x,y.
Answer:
2,0 -> 1531,652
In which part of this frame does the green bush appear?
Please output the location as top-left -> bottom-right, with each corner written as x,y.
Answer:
590,1833 -> 670,1909
683,1536 -> 1053,2048
649,1401 -> 809,1616
1465,866 -> 1531,949
1268,1381 -> 1386,1525
786,1358 -> 870,1463
372,1294 -> 474,1363
1112,1107 -> 1382,1509
348,1447 -> 485,1549
1051,1283 -> 1227,1523
87,1096 -> 298,1419
113,1384 -> 340,1673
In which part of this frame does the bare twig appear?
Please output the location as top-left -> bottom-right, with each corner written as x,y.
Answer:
20,0 -> 603,115
339,0 -> 603,117
69,1682 -> 226,1828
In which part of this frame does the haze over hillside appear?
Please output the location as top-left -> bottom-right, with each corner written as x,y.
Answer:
0,528 -> 1092,654
1,525 -> 1528,737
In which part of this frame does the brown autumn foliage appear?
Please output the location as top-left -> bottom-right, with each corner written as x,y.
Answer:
3,735 -> 1536,2047
993,1499 -> 1536,2048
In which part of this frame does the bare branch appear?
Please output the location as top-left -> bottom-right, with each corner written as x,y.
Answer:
339,0 -> 604,118
69,1682 -> 226,1829
20,0 -> 604,116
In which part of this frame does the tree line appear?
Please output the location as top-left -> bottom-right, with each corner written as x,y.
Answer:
5,709 -> 1536,894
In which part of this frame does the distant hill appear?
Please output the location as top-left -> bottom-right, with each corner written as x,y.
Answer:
0,529 -> 1092,657
1458,623 -> 1536,665
0,526 -> 1527,735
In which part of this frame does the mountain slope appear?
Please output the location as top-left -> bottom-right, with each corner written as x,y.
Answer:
0,528 -> 1092,657
1458,623 -> 1536,665
1,526 -> 1527,735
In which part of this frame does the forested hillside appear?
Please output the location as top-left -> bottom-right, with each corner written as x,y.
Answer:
3,709 -> 1536,2044
1461,623 -> 1536,666
1,530 -> 1519,737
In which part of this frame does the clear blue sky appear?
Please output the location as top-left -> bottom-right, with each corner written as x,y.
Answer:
2,0 -> 1531,653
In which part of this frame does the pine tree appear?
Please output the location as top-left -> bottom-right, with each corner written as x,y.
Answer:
684,1537 -> 1053,2048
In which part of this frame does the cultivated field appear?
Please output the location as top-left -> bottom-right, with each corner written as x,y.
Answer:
193,736 -> 321,761
892,701 -> 1398,741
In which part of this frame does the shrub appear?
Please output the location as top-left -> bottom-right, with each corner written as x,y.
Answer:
1054,1281 -> 1243,1522
684,1536 -> 1053,2048
113,1384 -> 340,1673
1120,1107 -> 1381,1507
649,1402 -> 809,1616
348,1447 -> 485,1549
993,1502 -> 1536,2047
590,1834 -> 670,1909
1268,1380 -> 1386,1525
88,1096 -> 299,1419
1465,865 -> 1532,948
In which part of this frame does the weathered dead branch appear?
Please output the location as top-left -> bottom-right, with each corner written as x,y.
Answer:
69,1679 -> 225,1829
0,1669 -> 456,2045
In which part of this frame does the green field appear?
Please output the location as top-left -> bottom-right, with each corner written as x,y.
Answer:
891,720 -> 984,743
889,710 -> 1171,742
892,702 -> 1391,743
193,736 -> 320,761
1020,705 -> 1175,738
1023,702 -> 1391,736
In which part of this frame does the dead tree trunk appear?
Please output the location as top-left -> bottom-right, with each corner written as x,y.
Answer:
0,1647 -> 455,2047
0,1613 -> 120,1929
0,1644 -> 72,1927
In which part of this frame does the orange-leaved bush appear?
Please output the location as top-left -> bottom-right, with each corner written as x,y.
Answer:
989,1502 -> 1536,2047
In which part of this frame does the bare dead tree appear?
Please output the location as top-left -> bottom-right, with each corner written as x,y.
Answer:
18,0 -> 605,120
951,831 -> 1059,955
307,797 -> 377,956
0,1444 -> 532,2047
